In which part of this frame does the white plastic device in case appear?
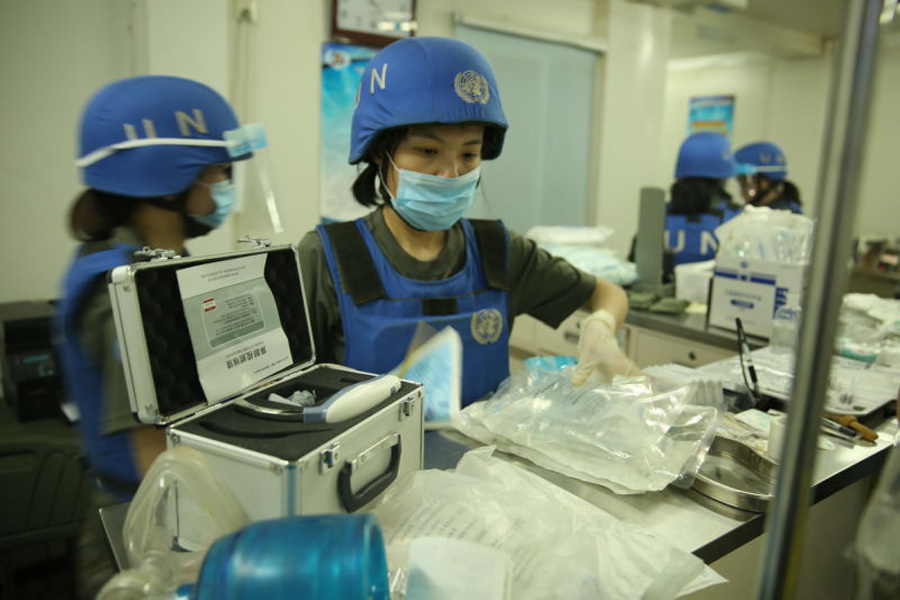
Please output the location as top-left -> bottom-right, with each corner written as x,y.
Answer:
107,243 -> 424,521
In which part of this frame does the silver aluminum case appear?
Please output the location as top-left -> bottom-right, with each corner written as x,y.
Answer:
107,244 -> 318,425
168,366 -> 423,520
107,244 -> 424,519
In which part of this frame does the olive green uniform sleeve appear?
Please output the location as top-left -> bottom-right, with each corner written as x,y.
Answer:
78,280 -> 141,435
506,228 -> 596,329
298,230 -> 346,364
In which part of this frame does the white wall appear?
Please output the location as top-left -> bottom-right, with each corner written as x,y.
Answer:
0,0 -> 131,304
595,0 -> 672,257
226,0 -> 328,251
416,0 -> 599,39
855,44 -> 900,239
764,55 -> 834,219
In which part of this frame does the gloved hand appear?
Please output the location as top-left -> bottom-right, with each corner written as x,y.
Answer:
571,309 -> 641,386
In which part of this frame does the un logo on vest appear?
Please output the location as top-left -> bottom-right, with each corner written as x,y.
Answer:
471,308 -> 503,345
454,71 -> 490,105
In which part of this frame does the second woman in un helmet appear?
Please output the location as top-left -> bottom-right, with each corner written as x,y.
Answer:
298,37 -> 637,405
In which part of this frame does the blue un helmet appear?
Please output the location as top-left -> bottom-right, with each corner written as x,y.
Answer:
76,75 -> 248,198
349,37 -> 509,164
734,141 -> 788,181
674,132 -> 736,179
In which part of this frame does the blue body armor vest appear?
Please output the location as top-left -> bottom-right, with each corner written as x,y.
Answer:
317,218 -> 510,406
665,205 -> 741,265
55,244 -> 141,495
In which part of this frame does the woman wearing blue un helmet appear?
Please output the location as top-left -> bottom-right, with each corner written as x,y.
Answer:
666,132 -> 742,266
56,75 -> 252,597
734,141 -> 803,213
298,37 -> 637,404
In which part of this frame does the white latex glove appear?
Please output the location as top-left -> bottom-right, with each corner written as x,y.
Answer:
571,309 -> 641,386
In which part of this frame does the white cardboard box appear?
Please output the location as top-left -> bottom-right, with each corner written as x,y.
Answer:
708,256 -> 806,338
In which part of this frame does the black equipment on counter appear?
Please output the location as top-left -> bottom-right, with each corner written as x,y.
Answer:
0,301 -> 64,421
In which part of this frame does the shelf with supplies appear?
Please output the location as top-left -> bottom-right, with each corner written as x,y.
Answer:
509,309 -> 766,369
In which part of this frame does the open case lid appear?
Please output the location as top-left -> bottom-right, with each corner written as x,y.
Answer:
108,244 -> 316,426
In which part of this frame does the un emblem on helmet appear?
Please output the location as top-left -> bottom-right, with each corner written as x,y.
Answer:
454,71 -> 491,105
471,308 -> 503,345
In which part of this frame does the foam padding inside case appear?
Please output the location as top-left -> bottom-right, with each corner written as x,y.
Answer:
174,366 -> 420,460
134,249 -> 313,419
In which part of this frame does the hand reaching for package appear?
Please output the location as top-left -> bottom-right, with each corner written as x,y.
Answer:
571,309 -> 642,386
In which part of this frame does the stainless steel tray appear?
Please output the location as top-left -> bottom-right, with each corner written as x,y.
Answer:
692,435 -> 778,513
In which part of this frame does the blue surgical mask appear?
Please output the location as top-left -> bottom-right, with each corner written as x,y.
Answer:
192,180 -> 237,229
386,154 -> 480,231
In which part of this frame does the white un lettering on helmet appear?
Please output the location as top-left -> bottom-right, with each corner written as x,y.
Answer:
121,109 -> 208,141
370,63 -> 388,94
454,71 -> 490,105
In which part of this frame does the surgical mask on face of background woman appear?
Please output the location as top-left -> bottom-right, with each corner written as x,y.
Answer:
192,180 -> 237,229
386,154 -> 480,232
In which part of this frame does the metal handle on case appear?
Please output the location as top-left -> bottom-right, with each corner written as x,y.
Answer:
338,435 -> 402,512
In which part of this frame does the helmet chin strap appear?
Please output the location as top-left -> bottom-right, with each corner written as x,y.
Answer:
139,190 -> 215,239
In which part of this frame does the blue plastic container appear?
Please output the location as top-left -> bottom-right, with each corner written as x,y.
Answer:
189,514 -> 389,600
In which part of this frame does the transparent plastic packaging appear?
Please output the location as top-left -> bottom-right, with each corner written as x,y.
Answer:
525,225 -> 615,246
714,205 -> 814,263
771,305 -> 802,349
455,366 -> 721,494
836,293 -> 900,367
374,446 -> 719,600
537,244 -> 638,286
850,442 -> 900,599
97,446 -> 249,600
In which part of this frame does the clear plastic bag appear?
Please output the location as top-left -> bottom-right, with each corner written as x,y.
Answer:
98,446 -> 249,599
373,446 -> 717,600
715,205 -> 814,263
850,442 -> 900,599
538,244 -> 639,286
455,366 -> 720,494
836,293 -> 900,366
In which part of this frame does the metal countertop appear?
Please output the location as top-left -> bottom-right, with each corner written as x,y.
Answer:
625,310 -> 767,352
426,415 -> 897,563
101,415 -> 896,572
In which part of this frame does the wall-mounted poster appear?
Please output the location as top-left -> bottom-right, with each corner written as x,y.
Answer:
320,42 -> 378,222
687,95 -> 735,138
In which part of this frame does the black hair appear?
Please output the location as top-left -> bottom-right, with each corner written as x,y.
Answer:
69,188 -> 195,242
754,175 -> 803,207
69,189 -> 141,242
776,179 -> 802,205
351,129 -> 408,207
350,123 -> 503,208
669,177 -> 735,216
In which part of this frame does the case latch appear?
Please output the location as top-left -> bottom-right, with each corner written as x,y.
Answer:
399,396 -> 417,421
134,247 -> 181,262
319,443 -> 341,473
237,234 -> 272,248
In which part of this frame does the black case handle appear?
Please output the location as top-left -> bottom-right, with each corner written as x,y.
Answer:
338,437 -> 402,512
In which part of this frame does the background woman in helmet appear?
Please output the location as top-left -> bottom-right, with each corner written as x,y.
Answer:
734,141 -> 803,214
299,37 -> 636,405
666,132 -> 742,266
56,75 -> 247,597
